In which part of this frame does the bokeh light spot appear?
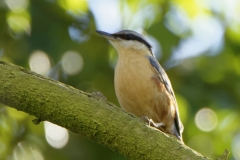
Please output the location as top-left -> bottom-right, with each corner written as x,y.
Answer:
7,107 -> 28,121
7,11 -> 31,35
232,132 -> 240,160
195,108 -> 218,132
58,0 -> 88,15
89,0 -> 121,32
44,122 -> 69,149
5,0 -> 28,12
29,50 -> 51,75
13,142 -> 44,160
62,50 -> 84,75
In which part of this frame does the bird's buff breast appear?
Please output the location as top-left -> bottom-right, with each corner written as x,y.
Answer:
114,55 -> 167,122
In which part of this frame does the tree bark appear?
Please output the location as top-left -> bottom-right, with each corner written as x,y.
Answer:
0,61 -> 229,160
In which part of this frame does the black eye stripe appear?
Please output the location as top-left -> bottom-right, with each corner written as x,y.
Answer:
125,35 -> 132,40
117,34 -> 132,40
113,34 -> 152,49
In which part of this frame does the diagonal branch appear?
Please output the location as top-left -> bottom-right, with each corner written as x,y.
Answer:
0,61 -> 228,160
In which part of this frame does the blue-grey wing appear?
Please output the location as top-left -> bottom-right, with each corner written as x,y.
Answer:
147,56 -> 183,138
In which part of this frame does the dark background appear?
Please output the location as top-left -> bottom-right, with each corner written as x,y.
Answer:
0,0 -> 240,159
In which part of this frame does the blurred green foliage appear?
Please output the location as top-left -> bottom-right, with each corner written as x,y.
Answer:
0,0 -> 240,159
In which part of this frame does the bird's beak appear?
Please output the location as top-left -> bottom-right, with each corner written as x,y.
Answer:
96,30 -> 115,40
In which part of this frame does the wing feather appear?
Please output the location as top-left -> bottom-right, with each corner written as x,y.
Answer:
147,56 -> 183,138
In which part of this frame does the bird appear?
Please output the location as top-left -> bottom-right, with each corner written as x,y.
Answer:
96,30 -> 184,141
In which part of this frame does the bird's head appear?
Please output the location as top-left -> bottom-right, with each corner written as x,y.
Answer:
96,30 -> 154,57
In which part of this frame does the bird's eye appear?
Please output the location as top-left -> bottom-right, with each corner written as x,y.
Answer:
125,35 -> 132,40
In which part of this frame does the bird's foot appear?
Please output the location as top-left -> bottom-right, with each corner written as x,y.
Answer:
140,116 -> 164,129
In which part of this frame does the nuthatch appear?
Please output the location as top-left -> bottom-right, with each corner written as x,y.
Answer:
96,30 -> 184,141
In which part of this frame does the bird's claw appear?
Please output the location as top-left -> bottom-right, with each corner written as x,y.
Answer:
140,116 -> 165,129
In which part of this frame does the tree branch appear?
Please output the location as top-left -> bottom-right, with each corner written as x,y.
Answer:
0,61 -> 228,160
